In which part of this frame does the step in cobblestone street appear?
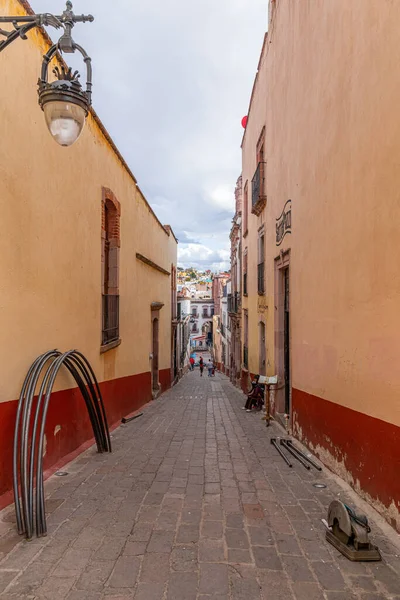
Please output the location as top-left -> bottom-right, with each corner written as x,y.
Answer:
1,371 -> 400,599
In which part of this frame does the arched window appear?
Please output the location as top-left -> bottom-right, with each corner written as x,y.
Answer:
101,188 -> 121,347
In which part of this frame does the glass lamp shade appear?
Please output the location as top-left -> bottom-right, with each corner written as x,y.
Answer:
43,100 -> 86,147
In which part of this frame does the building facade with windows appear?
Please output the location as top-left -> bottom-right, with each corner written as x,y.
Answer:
0,0 -> 177,502
189,299 -> 214,349
240,32 -> 268,393
176,292 -> 191,377
213,281 -> 231,375
228,177 -> 243,386
238,0 -> 400,530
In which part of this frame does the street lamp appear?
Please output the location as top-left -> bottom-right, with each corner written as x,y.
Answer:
0,1 -> 93,146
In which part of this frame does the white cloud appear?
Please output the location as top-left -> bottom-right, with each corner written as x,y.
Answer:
30,0 -> 267,269
208,185 -> 236,212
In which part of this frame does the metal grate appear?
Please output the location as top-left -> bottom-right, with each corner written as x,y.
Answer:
257,262 -> 265,294
243,345 -> 248,369
102,294 -> 119,345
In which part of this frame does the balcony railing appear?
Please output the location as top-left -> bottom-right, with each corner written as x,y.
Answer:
243,345 -> 248,369
102,294 -> 119,345
257,262 -> 265,294
251,161 -> 267,216
243,273 -> 248,296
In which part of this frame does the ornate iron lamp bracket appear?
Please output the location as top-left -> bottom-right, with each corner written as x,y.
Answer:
0,1 -> 93,53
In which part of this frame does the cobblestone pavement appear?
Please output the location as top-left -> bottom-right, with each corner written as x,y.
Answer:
1,371 -> 400,599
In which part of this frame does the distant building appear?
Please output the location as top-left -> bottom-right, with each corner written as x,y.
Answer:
228,177 -> 242,386
190,299 -> 214,349
213,281 -> 231,375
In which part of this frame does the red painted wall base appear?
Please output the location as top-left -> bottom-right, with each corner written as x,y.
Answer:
0,368 -> 171,503
292,388 -> 400,531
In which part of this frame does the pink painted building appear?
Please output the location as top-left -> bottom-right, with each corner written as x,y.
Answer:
240,0 -> 400,530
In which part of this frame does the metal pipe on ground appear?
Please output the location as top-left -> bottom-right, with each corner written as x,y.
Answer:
280,439 -> 310,470
286,440 -> 322,471
122,412 -> 143,424
271,438 -> 292,467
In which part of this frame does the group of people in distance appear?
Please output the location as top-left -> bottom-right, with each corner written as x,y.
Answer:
188,356 -> 264,412
189,356 -> 215,377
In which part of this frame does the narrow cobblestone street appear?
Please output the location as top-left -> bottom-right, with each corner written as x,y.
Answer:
0,371 -> 399,600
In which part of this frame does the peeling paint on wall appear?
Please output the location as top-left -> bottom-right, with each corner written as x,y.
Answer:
54,425 -> 61,436
293,391 -> 400,532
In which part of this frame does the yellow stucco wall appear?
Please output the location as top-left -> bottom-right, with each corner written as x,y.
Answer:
242,0 -> 400,428
0,0 -> 177,402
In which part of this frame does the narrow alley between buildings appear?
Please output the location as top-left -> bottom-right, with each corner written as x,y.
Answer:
0,372 -> 399,600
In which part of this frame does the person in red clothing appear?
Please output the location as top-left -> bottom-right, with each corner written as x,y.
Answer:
199,356 -> 204,376
189,357 -> 195,371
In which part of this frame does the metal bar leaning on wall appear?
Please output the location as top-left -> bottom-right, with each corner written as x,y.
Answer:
13,349 -> 112,539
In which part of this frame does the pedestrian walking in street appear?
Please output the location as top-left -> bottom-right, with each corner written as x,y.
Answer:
207,359 -> 214,377
189,357 -> 195,371
199,356 -> 204,377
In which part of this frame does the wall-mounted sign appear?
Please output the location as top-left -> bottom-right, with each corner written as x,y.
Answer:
276,200 -> 292,246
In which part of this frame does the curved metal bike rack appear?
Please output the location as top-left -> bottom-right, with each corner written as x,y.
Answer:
13,350 -> 111,539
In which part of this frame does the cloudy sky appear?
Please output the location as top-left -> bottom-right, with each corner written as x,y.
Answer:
30,0 -> 268,271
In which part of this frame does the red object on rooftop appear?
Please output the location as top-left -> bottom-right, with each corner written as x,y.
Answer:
241,116 -> 248,129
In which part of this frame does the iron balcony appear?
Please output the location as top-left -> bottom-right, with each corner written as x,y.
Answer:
251,161 -> 267,216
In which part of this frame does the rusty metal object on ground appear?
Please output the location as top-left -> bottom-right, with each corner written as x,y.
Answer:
325,500 -> 381,561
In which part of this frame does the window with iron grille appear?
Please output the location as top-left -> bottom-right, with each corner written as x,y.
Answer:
243,250 -> 248,296
101,188 -> 121,347
257,233 -> 265,294
102,295 -> 119,344
257,263 -> 265,294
